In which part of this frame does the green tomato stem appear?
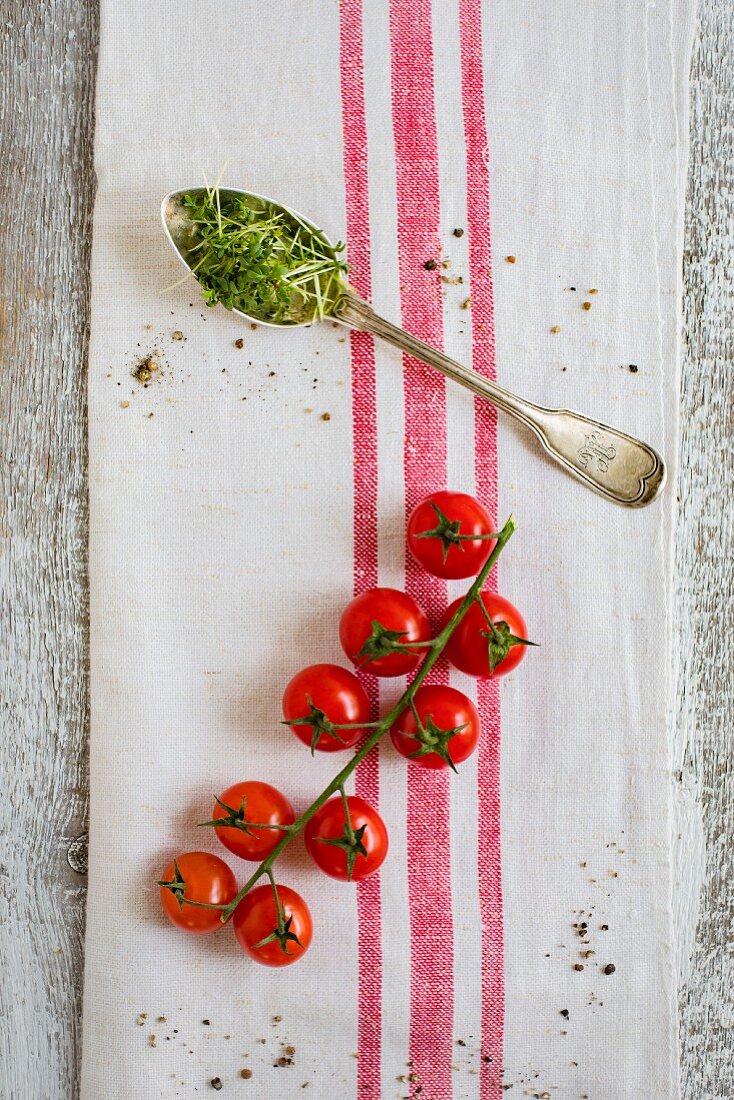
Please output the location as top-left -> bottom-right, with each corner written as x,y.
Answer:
475,590 -> 502,639
453,531 -> 502,541
216,514 -> 516,923
330,720 -> 384,730
336,783 -> 357,845
175,897 -> 231,912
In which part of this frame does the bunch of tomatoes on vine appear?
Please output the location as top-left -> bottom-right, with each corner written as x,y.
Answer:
159,491 -> 532,966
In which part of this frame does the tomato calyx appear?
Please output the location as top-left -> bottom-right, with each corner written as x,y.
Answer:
252,873 -> 304,956
404,703 -> 466,772
416,501 -> 498,563
253,913 -> 303,955
284,695 -> 349,754
198,795 -> 292,837
356,619 -> 431,663
157,859 -> 230,914
157,858 -> 187,910
476,598 -> 536,672
313,824 -> 369,882
312,788 -> 370,881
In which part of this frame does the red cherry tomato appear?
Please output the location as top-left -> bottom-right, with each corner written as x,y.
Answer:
159,851 -> 237,935
390,684 -> 480,770
442,591 -> 530,678
233,883 -> 312,967
207,781 -> 295,861
304,794 -> 388,881
339,587 -> 431,678
407,491 -> 496,579
282,663 -> 371,753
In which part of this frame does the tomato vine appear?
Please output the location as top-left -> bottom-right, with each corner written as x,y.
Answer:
160,513 -> 518,950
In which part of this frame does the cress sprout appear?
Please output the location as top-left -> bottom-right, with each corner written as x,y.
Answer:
177,186 -> 348,326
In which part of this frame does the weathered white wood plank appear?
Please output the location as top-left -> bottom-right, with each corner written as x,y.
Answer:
676,3 -> 734,1096
0,0 -> 730,1096
0,2 -> 97,1097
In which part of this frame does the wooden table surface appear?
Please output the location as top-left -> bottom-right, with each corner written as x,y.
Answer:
1,2 -> 731,1096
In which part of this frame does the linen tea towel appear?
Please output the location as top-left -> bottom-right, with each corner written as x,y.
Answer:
83,1 -> 695,1097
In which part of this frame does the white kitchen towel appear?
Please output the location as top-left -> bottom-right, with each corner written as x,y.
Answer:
83,2 -> 696,1098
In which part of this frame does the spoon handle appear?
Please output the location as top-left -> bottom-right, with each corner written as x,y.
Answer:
336,292 -> 665,508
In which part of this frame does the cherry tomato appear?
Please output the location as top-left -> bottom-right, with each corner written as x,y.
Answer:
206,781 -> 295,861
390,684 -> 480,770
339,587 -> 431,677
159,851 -> 237,935
407,491 -> 496,579
282,663 -> 371,753
442,591 -> 530,678
233,883 -> 312,967
304,794 -> 388,881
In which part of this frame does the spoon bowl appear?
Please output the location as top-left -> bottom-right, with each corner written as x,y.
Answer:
161,186 -> 345,329
161,185 -> 665,507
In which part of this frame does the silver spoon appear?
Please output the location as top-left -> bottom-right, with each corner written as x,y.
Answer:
161,187 -> 665,508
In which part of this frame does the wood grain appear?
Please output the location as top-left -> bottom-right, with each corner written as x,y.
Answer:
0,2 -> 97,1096
677,3 -> 734,1097
0,0 -> 730,1095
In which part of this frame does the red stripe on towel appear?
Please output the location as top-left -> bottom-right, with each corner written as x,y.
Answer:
459,1 -> 504,1095
389,2 -> 454,1097
339,2 -> 382,1096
